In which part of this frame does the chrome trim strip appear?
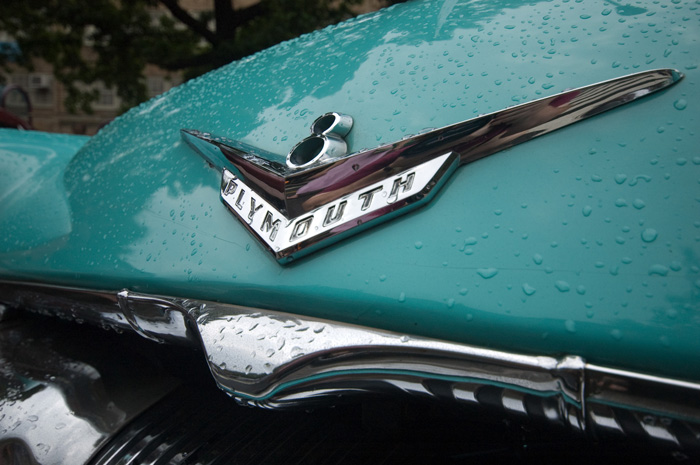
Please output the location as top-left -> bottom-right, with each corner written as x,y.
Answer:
182,69 -> 683,263
0,306 -> 178,465
2,280 -> 699,450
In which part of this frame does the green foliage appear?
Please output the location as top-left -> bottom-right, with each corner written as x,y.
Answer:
0,0 -> 372,113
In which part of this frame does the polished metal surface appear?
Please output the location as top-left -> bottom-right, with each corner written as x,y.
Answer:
182,69 -> 683,263
0,313 -> 177,465
287,112 -> 354,168
2,280 -> 699,452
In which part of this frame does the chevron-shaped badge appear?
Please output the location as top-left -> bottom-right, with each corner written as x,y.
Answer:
182,69 -> 682,264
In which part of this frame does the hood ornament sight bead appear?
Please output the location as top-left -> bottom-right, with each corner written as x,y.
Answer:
287,112 -> 353,168
182,69 -> 683,264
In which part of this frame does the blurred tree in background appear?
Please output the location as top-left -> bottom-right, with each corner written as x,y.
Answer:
0,0 -> 393,113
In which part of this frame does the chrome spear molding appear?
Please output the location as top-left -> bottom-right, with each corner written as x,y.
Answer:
182,69 -> 683,263
2,280 -> 700,450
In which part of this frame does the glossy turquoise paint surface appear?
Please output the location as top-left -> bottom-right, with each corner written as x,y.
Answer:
1,0 -> 699,381
0,130 -> 89,251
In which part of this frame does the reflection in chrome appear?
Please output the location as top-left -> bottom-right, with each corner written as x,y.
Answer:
1,280 -> 699,452
0,312 -> 175,464
182,69 -> 683,263
287,112 -> 355,169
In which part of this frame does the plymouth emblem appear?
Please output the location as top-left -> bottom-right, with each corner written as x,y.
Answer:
182,69 -> 682,263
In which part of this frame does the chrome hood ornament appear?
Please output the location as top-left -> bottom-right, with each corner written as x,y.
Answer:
182,69 -> 682,264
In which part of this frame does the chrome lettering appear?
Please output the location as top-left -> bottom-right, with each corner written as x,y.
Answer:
390,172 -> 415,199
248,198 -> 263,222
322,201 -> 347,227
358,186 -> 383,211
223,178 -> 237,196
235,189 -> 245,210
261,211 -> 281,242
290,216 -> 313,240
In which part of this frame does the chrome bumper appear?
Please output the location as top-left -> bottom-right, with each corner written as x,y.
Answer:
1,280 -> 699,453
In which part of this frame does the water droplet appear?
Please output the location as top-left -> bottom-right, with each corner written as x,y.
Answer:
648,264 -> 669,276
533,254 -> 543,265
447,298 -> 455,308
459,288 -> 468,296
615,198 -> 628,207
522,283 -> 536,296
576,285 -> 586,295
379,274 -> 387,282
400,335 -> 409,343
641,228 -> 658,243
673,99 -> 687,111
398,292 -> 406,303
555,281 -> 571,292
582,205 -> 593,217
591,175 -> 602,182
610,329 -> 622,340
414,241 -> 423,249
614,174 -> 628,184
477,268 -> 498,279
633,199 -> 645,209
290,347 -> 305,358
565,320 -> 576,333
669,261 -> 682,272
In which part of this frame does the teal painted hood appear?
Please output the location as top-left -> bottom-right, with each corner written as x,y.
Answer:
1,0 -> 699,381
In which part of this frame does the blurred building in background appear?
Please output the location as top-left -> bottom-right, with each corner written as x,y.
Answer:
0,0 -> 387,135
0,26 -> 182,134
1,59 -> 178,134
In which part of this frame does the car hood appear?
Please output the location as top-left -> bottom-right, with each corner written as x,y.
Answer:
1,0 -> 698,382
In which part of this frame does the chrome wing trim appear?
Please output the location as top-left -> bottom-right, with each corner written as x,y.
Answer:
2,281 -> 699,451
182,69 -> 683,263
